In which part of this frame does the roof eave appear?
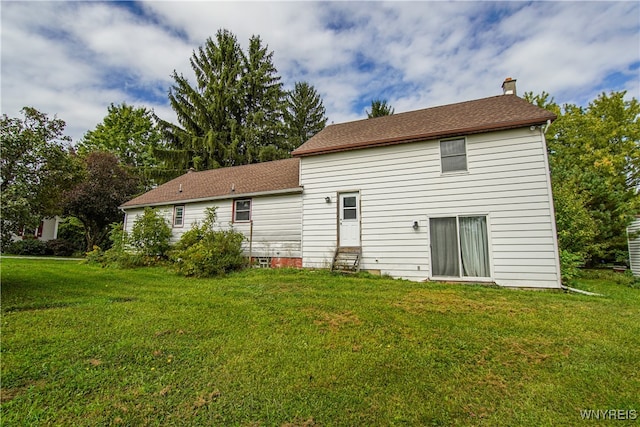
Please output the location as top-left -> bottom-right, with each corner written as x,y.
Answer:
292,116 -> 556,158
120,186 -> 303,210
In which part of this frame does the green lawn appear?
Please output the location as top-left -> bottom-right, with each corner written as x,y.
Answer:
1,258 -> 639,426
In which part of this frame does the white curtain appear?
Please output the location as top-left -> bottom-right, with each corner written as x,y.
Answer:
430,217 -> 459,276
459,216 -> 490,277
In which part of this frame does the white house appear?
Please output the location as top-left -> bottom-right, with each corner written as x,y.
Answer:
120,158 -> 303,268
291,78 -> 560,288
12,216 -> 60,242
628,217 -> 640,277
121,78 -> 562,288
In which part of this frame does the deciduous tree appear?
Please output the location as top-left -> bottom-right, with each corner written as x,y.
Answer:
526,91 -> 640,265
77,103 -> 163,189
0,107 -> 79,248
63,152 -> 139,251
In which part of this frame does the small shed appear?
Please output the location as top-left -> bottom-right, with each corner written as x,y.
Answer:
628,216 -> 640,277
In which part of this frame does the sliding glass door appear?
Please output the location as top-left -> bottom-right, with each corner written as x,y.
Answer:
430,216 -> 490,278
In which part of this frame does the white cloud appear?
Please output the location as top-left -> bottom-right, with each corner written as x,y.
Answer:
1,1 -> 638,143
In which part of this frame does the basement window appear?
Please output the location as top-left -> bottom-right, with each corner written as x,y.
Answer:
440,138 -> 467,173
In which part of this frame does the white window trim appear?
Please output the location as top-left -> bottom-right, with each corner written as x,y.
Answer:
234,199 -> 252,223
440,138 -> 468,174
173,205 -> 185,228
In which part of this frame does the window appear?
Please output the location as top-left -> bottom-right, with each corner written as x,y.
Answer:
234,199 -> 251,222
342,196 -> 357,220
440,138 -> 467,173
430,216 -> 490,278
173,205 -> 185,227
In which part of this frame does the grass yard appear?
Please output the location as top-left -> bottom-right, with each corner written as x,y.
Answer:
1,258 -> 639,426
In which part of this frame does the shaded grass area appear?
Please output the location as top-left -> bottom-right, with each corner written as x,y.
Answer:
1,258 -> 639,426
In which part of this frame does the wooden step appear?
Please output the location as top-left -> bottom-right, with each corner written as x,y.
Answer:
331,247 -> 361,273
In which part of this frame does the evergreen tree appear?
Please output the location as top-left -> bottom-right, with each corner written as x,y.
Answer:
155,29 -> 290,179
283,81 -> 327,148
241,36 -> 287,163
366,99 -> 394,118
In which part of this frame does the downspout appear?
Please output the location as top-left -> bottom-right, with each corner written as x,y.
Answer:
248,219 -> 253,267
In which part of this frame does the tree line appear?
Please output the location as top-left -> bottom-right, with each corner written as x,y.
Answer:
1,28 -> 638,273
1,29 -> 329,252
525,91 -> 639,270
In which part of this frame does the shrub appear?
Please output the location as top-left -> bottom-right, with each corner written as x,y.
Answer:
94,209 -> 172,269
57,217 -> 86,254
5,238 -> 49,256
129,207 -> 172,257
86,224 -> 133,268
97,223 -> 152,268
559,249 -> 584,285
85,245 -> 104,264
170,208 -> 245,277
46,239 -> 77,257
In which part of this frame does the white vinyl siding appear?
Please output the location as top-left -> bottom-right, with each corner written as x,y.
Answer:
628,218 -> 640,277
299,127 -> 561,288
122,193 -> 301,259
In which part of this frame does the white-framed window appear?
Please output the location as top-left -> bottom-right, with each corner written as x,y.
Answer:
234,199 -> 251,222
342,195 -> 358,220
440,138 -> 467,173
430,215 -> 490,278
173,205 -> 185,227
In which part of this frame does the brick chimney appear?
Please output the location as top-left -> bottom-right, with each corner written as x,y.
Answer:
502,77 -> 517,95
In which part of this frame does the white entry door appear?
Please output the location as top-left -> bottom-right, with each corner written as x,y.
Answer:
339,192 -> 360,247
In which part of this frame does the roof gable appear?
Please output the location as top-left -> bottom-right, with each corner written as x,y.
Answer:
121,158 -> 300,208
292,95 -> 556,157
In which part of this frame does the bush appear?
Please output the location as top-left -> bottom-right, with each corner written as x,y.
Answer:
170,208 -> 245,277
95,223 -> 150,268
46,239 -> 77,257
5,238 -> 49,256
85,224 -> 131,267
129,207 -> 172,257
94,211 -> 172,269
559,249 -> 584,285
85,245 -> 104,264
57,217 -> 86,253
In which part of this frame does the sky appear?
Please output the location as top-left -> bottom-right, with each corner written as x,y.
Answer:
2,1 -> 639,143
